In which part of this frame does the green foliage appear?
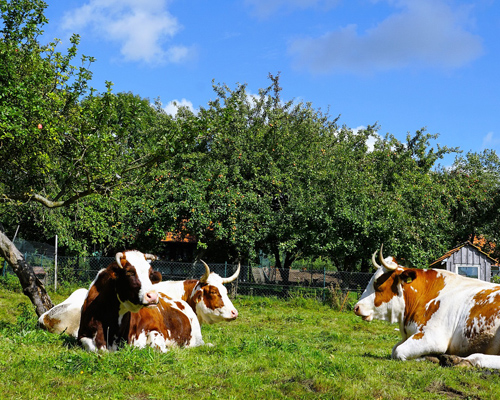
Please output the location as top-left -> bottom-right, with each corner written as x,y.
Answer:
3,0 -> 500,277
0,271 -> 22,291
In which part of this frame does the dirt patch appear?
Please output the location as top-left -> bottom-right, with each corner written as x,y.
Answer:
426,381 -> 480,399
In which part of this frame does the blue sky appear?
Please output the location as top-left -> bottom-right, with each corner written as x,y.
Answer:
42,0 -> 499,167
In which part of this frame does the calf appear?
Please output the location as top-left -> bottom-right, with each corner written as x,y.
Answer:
154,261 -> 240,324
354,246 -> 500,368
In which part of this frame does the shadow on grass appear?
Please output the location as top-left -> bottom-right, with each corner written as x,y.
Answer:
362,352 -> 391,360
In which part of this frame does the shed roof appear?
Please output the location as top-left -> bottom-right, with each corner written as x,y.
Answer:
429,241 -> 498,268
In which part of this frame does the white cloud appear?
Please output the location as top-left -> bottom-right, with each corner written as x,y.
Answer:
163,98 -> 196,116
288,0 -> 483,74
352,125 -> 379,152
481,131 -> 500,150
62,0 -> 192,65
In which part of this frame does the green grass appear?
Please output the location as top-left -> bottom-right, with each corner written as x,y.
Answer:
1,283 -> 499,399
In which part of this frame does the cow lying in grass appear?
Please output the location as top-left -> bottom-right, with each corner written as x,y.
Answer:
77,250 -> 203,352
154,261 -> 240,325
354,246 -> 500,368
39,259 -> 239,343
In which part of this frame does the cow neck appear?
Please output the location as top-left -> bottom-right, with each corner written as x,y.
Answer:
401,269 -> 445,331
89,268 -> 121,314
82,268 -> 124,348
184,280 -> 201,308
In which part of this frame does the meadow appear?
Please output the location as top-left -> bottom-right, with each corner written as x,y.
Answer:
1,278 -> 499,400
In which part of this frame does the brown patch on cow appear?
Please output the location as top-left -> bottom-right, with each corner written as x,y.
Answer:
402,270 -> 444,331
175,301 -> 185,310
129,295 -> 192,347
464,288 -> 500,353
374,268 -> 445,335
150,270 -> 162,284
202,285 -> 224,310
182,280 -> 198,303
40,314 -> 60,332
191,291 -> 202,305
373,271 -> 400,307
413,332 -> 425,340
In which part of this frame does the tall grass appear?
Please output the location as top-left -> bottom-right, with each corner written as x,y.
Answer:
0,284 -> 499,399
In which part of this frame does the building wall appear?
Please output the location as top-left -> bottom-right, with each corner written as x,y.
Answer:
444,245 -> 491,282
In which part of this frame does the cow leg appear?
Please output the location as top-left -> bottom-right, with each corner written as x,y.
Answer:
461,354 -> 500,369
392,335 -> 448,361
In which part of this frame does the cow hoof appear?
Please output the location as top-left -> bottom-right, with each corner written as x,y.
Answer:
425,356 -> 441,364
438,354 -> 472,368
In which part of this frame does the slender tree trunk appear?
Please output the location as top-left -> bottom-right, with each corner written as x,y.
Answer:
0,230 -> 53,316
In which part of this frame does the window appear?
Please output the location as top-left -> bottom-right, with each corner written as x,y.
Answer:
456,264 -> 479,279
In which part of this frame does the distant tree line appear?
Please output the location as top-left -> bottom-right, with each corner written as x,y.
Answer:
2,0 -> 500,314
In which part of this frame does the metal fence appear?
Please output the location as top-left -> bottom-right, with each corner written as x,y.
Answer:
2,253 -> 373,304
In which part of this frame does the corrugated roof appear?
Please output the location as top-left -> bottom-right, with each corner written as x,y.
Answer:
429,241 -> 498,268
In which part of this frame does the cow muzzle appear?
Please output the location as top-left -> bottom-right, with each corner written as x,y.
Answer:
354,304 -> 373,321
143,290 -> 159,306
227,309 -> 238,320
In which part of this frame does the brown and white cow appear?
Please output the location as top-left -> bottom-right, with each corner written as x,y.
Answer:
354,246 -> 500,368
39,261 -> 240,337
154,261 -> 240,325
128,292 -> 204,352
78,250 -> 203,352
38,288 -> 88,337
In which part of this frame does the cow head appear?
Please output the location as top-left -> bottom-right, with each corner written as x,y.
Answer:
192,261 -> 240,324
113,250 -> 162,314
354,245 -> 411,324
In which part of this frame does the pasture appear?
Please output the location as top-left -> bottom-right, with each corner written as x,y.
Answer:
1,281 -> 499,399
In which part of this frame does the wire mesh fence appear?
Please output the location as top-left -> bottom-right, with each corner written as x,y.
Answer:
2,252 -> 372,306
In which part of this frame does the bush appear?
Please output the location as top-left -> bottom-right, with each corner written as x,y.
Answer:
0,273 -> 22,292
323,283 -> 356,311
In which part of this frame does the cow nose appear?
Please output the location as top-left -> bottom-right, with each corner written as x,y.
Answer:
231,309 -> 238,319
354,305 -> 360,315
145,290 -> 158,305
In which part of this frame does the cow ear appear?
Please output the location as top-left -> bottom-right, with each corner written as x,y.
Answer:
192,291 -> 202,304
108,263 -> 120,280
151,270 -> 162,284
399,270 -> 417,284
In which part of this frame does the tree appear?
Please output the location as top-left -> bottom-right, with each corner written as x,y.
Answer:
0,1 -> 172,315
139,75 -> 383,278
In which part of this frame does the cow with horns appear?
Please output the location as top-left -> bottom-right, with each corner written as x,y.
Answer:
154,260 -> 240,325
39,259 -> 240,338
77,250 -> 203,352
354,245 -> 500,368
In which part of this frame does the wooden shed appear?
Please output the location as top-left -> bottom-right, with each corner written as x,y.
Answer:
429,241 -> 498,282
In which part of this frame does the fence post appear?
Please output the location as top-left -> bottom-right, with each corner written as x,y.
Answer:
323,266 -> 326,302
225,261 -> 227,278
54,235 -> 58,291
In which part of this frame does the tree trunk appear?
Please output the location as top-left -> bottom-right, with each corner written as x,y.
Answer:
0,230 -> 53,316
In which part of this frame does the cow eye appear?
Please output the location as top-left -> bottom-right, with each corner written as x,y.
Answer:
126,270 -> 136,277
373,272 -> 392,291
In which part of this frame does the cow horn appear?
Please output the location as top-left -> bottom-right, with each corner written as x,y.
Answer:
116,252 -> 124,268
200,260 -> 210,283
222,262 -> 241,284
144,253 -> 158,262
379,244 -> 397,271
371,250 -> 381,269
